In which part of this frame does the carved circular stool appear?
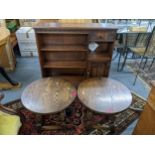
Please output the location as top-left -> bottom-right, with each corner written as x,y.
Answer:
21,77 -> 77,114
78,77 -> 132,133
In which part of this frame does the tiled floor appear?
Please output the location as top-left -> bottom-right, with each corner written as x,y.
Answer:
0,58 -> 41,103
0,54 -> 151,134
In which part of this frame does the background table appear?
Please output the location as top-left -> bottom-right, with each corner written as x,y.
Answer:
116,26 -> 152,71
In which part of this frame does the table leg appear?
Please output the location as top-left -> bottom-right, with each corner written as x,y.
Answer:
120,49 -> 128,71
35,114 -> 43,129
117,48 -> 123,71
36,114 -> 61,131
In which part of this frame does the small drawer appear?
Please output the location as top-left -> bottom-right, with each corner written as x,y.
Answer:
88,31 -> 116,42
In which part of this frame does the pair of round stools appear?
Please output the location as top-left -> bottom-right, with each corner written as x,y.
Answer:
21,77 -> 132,132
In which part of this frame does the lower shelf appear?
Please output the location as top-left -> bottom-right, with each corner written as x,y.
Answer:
43,61 -> 87,69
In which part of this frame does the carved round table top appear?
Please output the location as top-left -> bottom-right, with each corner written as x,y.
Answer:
78,78 -> 132,114
21,77 -> 77,114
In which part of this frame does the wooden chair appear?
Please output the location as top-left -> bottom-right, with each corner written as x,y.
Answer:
117,25 -> 150,71
117,33 -> 139,71
129,26 -> 155,85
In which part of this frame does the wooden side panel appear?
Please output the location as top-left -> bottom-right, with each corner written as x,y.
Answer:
35,33 -> 45,76
133,103 -> 155,135
148,86 -> 155,111
133,83 -> 155,135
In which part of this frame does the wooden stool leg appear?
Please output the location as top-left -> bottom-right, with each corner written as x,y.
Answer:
108,115 -> 116,134
35,114 -> 43,132
41,112 -> 65,131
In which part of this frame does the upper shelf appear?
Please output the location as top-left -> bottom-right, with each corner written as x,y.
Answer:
40,45 -> 88,52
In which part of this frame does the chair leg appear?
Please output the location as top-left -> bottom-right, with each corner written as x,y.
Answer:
133,57 -> 145,85
149,58 -> 155,70
132,52 -> 135,59
120,50 -> 128,71
117,50 -> 122,71
112,49 -> 119,61
142,58 -> 148,69
0,66 -> 18,86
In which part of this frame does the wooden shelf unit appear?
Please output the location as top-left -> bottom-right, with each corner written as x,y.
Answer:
34,23 -> 117,80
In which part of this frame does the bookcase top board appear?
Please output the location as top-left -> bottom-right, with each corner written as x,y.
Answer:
33,22 -> 118,31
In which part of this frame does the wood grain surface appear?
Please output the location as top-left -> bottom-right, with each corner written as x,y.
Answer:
132,103 -> 155,135
78,78 -> 132,114
34,22 -> 118,31
21,77 -> 77,114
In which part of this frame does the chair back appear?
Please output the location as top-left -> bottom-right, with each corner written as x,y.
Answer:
125,33 -> 139,47
126,21 -> 150,48
135,33 -> 150,47
145,26 -> 155,57
115,33 -> 139,50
